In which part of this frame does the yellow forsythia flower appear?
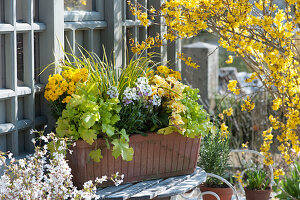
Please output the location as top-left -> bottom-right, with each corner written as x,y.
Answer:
242,142 -> 248,149
223,107 -> 233,116
241,96 -> 255,112
273,169 -> 285,180
227,80 -> 240,95
225,55 -> 233,64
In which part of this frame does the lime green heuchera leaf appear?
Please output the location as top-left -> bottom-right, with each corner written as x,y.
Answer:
89,148 -> 103,162
111,138 -> 134,161
78,127 -> 97,145
102,124 -> 115,137
157,126 -> 176,135
120,129 -> 129,141
101,112 -> 113,124
111,114 -> 120,124
68,94 -> 84,108
80,113 -> 97,129
62,106 -> 78,119
56,118 -> 79,139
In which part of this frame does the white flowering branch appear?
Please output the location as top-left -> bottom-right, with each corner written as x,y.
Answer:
0,132 -> 123,200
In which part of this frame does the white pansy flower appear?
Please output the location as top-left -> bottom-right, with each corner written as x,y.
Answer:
107,86 -> 119,98
123,87 -> 138,104
136,77 -> 148,85
152,95 -> 161,106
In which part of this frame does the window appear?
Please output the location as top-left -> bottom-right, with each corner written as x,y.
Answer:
16,0 -> 39,22
64,0 -> 94,11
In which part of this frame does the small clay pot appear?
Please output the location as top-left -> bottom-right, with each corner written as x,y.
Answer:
200,185 -> 233,200
244,187 -> 271,200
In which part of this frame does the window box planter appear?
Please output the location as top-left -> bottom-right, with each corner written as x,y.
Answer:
67,132 -> 201,188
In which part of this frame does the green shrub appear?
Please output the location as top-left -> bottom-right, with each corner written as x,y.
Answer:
198,131 -> 231,187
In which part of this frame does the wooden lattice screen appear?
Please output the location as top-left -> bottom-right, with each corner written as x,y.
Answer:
0,0 -> 180,156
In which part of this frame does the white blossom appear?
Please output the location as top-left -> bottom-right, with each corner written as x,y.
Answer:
7,153 -> 13,159
0,132 -> 113,200
123,87 -> 138,104
152,95 -> 161,106
136,77 -> 149,85
107,86 -> 119,99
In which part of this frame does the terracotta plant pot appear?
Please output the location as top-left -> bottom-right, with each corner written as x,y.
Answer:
244,187 -> 271,200
67,132 -> 201,188
200,185 -> 233,200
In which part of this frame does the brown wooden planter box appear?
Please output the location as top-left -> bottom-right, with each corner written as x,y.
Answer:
67,132 -> 201,188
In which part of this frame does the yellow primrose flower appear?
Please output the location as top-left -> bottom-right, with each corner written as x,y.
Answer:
171,113 -> 184,125
157,65 -> 169,74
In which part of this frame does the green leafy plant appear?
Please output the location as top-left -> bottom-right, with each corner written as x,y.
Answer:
244,169 -> 270,190
180,87 -> 212,138
45,46 -> 212,164
116,100 -> 164,135
198,131 -> 231,187
276,161 -> 300,200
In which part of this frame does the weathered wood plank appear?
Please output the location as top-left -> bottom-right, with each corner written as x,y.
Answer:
156,168 -> 206,198
99,167 -> 206,199
130,174 -> 190,199
97,183 -> 132,199
105,179 -> 162,200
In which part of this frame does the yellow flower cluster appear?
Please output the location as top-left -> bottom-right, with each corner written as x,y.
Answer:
260,128 -> 274,165
225,55 -> 233,64
150,75 -> 185,127
273,169 -> 285,180
132,0 -> 300,168
130,34 -> 162,54
177,53 -> 200,69
223,107 -> 233,116
44,68 -> 88,104
245,72 -> 257,83
220,122 -> 230,139
272,98 -> 282,111
241,96 -> 255,112
233,172 -> 245,187
157,65 -> 182,80
128,1 -> 149,27
227,80 -> 240,95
